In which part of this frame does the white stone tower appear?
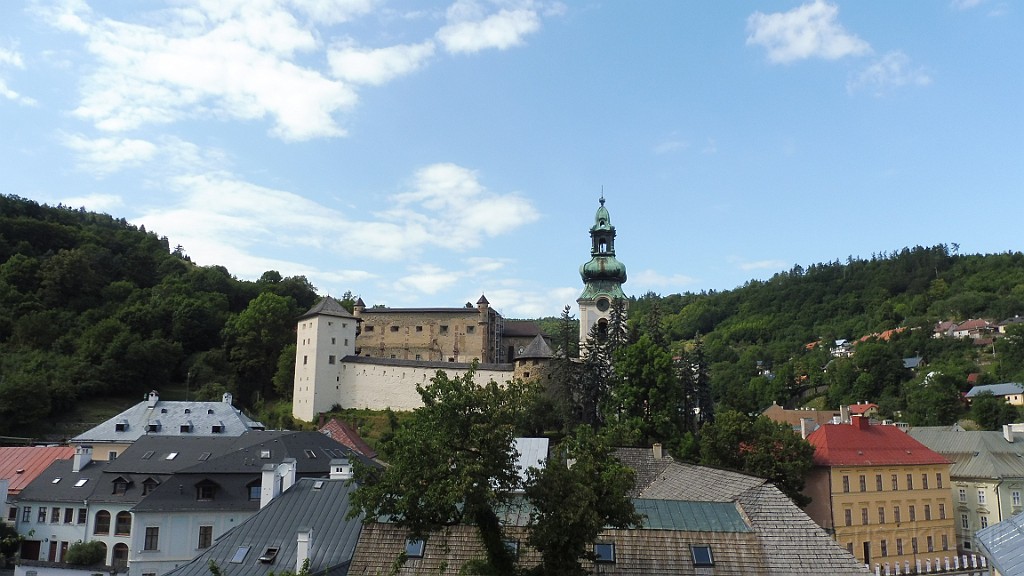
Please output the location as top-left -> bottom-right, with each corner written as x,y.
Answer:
292,296 -> 358,422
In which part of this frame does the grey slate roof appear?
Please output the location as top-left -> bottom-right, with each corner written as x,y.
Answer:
616,448 -> 869,575
298,296 -> 357,320
966,382 -> 1024,398
72,392 -> 264,444
13,458 -> 107,504
908,426 -> 1024,479
164,478 -> 364,576
517,334 -> 553,359
977,511 -> 1024,576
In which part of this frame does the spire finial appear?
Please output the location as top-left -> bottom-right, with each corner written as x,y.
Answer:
599,186 -> 605,206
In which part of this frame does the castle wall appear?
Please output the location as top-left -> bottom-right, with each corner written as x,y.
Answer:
355,309 -> 496,363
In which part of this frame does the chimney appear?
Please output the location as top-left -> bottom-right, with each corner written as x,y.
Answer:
1005,424 -> 1014,443
147,390 -> 159,408
852,414 -> 870,431
281,458 -> 297,492
330,457 -> 353,480
296,529 -> 311,574
840,404 -> 851,424
800,418 -> 814,439
72,445 -> 92,473
222,392 -> 233,405
260,463 -> 279,509
652,443 -> 663,460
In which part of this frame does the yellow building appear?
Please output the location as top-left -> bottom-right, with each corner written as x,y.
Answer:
804,416 -> 957,572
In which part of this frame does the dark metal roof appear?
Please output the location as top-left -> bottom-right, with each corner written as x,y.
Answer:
633,499 -> 752,532
517,334 -> 553,359
298,296 -> 357,320
977,511 -> 1024,576
164,478 -> 364,576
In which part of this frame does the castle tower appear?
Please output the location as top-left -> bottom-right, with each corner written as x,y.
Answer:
292,296 -> 359,422
577,195 -> 627,346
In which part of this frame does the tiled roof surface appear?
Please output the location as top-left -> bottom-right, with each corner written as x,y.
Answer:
298,295 -> 357,320
0,446 -> 74,494
761,403 -> 840,429
848,403 -> 878,415
13,458 -> 107,504
319,419 -> 377,459
807,421 -> 949,467
165,478 -> 364,576
501,320 -> 544,337
908,427 -> 1024,479
71,394 -> 264,444
517,334 -> 553,359
966,382 -> 1024,398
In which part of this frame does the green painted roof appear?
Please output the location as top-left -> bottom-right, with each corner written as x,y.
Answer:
633,498 -> 753,532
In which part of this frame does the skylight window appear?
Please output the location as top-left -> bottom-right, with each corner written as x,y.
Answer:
405,538 -> 426,558
74,479 -> 88,487
51,477 -> 62,484
258,547 -> 279,564
260,449 -> 271,459
304,449 -> 317,459
142,451 -> 154,460
166,452 -> 178,460
692,545 -> 714,567
594,543 -> 615,563
313,480 -> 324,490
230,546 -> 250,564
198,452 -> 211,461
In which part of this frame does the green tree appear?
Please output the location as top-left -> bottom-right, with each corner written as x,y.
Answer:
604,334 -> 683,446
222,291 -> 297,405
524,426 -> 640,576
902,371 -> 963,426
699,410 -> 815,506
63,541 -> 106,565
970,392 -> 1020,430
349,366 -> 531,575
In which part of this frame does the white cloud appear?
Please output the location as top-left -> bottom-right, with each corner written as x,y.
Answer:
0,48 -> 25,68
59,193 -> 124,213
328,40 -> 435,85
632,269 -> 698,290
437,1 -> 542,54
737,259 -> 788,272
746,0 -> 871,64
0,46 -> 37,106
287,0 -> 377,24
848,51 -> 932,96
395,264 -> 461,295
60,133 -> 159,176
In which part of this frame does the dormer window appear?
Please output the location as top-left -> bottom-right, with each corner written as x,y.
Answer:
142,478 -> 158,495
180,423 -> 192,433
208,409 -> 215,415
115,421 -> 128,432
147,422 -> 160,432
113,479 -> 129,495
258,547 -> 279,563
211,423 -> 223,433
196,482 -> 217,501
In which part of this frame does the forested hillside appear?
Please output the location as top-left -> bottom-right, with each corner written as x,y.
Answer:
626,246 -> 1024,424
0,195 -> 318,436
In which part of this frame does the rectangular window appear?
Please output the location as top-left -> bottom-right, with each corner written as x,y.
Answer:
939,503 -> 946,519
876,474 -> 883,492
22,507 -> 30,523
907,474 -> 914,490
364,325 -> 374,332
894,506 -> 901,523
925,505 -> 931,521
144,527 -> 160,551
328,355 -> 336,365
942,535 -> 949,551
861,508 -> 869,525
937,473 -> 943,489
959,488 -> 967,502
331,337 -> 336,345
594,543 -> 615,563
230,546 -> 250,564
909,505 -> 916,522
878,507 -> 885,524
842,475 -> 850,493
978,489 -> 987,504
38,508 -> 46,523
1015,491 -> 1022,507
198,525 -> 213,549
961,514 -> 969,529
859,475 -> 866,492
303,355 -> 307,365
440,325 -> 448,334
7,507 -> 15,522
63,508 -> 73,524
390,325 -> 399,332
416,326 -> 423,332
405,539 -> 425,558
196,484 -> 216,500
844,509 -> 852,526
896,539 -> 903,556
691,545 -> 714,567
880,539 -> 888,557
891,474 -> 899,490
466,325 -> 475,334
922,474 -> 929,489
77,508 -> 87,525
911,538 -> 918,554
50,507 -> 59,523
927,536 -> 934,553
109,451 -> 118,460
981,516 -> 989,529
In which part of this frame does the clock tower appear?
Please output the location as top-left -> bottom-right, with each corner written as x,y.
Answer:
577,195 -> 627,346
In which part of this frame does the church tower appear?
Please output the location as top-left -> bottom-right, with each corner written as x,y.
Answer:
577,195 -> 627,345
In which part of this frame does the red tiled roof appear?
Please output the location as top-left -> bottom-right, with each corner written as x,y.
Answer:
848,403 -> 878,415
807,420 -> 948,467
319,418 -> 377,459
0,446 -> 75,494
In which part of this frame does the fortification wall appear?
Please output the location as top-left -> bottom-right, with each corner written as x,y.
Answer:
335,359 -> 515,412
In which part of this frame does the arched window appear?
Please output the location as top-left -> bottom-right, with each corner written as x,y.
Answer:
112,543 -> 129,569
94,510 -> 110,535
115,511 -> 131,535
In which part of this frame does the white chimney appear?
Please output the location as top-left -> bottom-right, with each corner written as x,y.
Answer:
281,458 -> 297,492
296,528 -> 311,573
147,390 -> 159,408
72,445 -> 92,473
1004,424 -> 1014,443
652,443 -> 663,460
840,404 -> 851,424
800,418 -> 814,439
222,392 -> 233,405
329,457 -> 353,480
260,463 -> 279,508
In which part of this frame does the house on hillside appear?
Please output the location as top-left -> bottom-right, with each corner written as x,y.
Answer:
966,383 -> 1024,406
70,390 -> 264,461
804,416 -> 957,571
1,445 -> 74,526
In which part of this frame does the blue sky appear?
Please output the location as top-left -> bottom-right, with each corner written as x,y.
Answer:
1,1 -> 1021,319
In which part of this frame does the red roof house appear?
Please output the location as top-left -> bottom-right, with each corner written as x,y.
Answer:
318,418 -> 377,460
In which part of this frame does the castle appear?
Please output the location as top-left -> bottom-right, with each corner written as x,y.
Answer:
291,197 -> 627,422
